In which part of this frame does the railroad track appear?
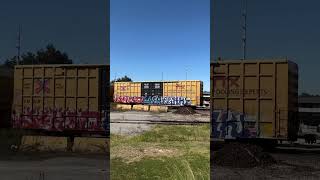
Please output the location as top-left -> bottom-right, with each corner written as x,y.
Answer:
111,119 -> 210,125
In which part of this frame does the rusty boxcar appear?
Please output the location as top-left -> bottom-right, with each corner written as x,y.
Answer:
12,64 -> 109,136
113,80 -> 203,106
211,59 -> 299,142
0,66 -> 14,128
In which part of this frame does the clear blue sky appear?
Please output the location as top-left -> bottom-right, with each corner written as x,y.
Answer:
110,0 -> 210,91
0,0 -> 108,64
213,0 -> 320,94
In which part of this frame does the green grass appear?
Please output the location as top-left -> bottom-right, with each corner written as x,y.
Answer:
110,125 -> 210,180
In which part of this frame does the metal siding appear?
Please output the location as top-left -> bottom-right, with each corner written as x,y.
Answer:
12,65 -> 108,135
114,80 -> 202,106
141,82 -> 163,97
163,81 -> 202,106
211,60 -> 298,141
113,82 -> 141,97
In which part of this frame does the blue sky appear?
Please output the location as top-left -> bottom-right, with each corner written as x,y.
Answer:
0,0 -> 210,91
3,1 -> 317,94
213,0 -> 320,94
0,0 -> 108,64
110,0 -> 210,91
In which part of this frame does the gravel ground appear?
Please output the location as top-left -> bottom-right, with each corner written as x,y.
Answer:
111,123 -> 153,136
110,110 -> 210,136
110,110 -> 209,122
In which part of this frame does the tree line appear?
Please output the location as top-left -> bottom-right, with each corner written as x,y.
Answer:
1,44 -> 131,83
1,44 -> 72,68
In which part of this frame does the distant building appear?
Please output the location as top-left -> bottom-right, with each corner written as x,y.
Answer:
202,91 -> 210,107
299,96 -> 320,125
298,96 -> 320,142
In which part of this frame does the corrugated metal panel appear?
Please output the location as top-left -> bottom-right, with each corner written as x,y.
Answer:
113,82 -> 141,97
141,82 -> 163,97
163,80 -> 202,106
12,65 -> 109,135
211,60 -> 298,141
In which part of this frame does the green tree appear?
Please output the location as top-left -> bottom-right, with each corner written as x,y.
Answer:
111,75 -> 132,84
4,56 -> 18,68
3,44 -> 72,68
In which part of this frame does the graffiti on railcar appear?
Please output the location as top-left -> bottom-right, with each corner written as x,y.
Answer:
144,96 -> 191,106
113,95 -> 191,106
11,107 -> 106,132
113,96 -> 144,104
212,110 -> 257,139
213,76 -> 269,96
35,79 -> 50,94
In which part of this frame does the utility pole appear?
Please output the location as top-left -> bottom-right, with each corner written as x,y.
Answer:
242,0 -> 247,60
161,72 -> 163,81
185,68 -> 188,81
16,25 -> 22,64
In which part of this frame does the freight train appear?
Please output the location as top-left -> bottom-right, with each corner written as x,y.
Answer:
210,59 -> 299,145
0,64 -> 110,137
112,80 -> 203,107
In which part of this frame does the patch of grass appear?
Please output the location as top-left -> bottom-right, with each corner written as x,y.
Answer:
111,125 -> 210,179
125,125 -> 210,144
111,154 -> 209,180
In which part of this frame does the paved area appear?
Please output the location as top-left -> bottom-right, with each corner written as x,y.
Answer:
0,153 -> 109,180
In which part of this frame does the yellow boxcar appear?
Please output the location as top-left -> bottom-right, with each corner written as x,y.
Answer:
163,80 -> 203,106
113,82 -> 141,97
12,64 -> 109,135
113,80 -> 203,106
211,59 -> 299,141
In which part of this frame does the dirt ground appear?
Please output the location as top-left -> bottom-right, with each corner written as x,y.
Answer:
211,142 -> 320,180
0,152 -> 109,180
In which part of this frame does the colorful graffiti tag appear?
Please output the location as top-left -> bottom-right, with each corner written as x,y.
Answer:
12,108 -> 107,132
113,95 -> 191,106
35,79 -> 50,94
213,76 -> 269,96
113,96 -> 144,104
212,110 -> 257,139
